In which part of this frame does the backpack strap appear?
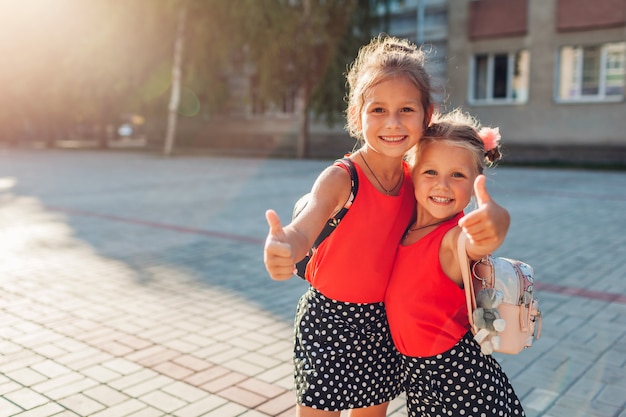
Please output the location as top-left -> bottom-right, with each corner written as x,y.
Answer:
311,157 -> 358,247
457,232 -> 478,333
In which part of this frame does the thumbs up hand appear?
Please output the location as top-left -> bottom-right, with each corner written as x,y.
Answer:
458,175 -> 510,255
264,209 -> 296,280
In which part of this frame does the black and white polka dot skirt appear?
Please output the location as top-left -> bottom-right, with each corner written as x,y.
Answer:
404,331 -> 525,417
293,287 -> 404,411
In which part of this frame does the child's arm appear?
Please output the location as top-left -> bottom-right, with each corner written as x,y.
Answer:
264,165 -> 352,280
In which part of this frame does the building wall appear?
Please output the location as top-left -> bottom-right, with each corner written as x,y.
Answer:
446,0 -> 626,148
557,0 -> 626,31
468,0 -> 528,39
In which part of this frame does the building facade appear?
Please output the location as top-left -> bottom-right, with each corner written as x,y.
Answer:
445,0 -> 626,163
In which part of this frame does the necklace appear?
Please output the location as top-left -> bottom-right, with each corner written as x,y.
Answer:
360,152 -> 403,196
409,215 -> 456,232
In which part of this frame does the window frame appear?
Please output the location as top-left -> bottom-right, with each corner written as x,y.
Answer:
555,41 -> 625,104
468,50 -> 529,105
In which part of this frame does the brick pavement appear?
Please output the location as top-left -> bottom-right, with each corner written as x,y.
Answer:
0,149 -> 625,417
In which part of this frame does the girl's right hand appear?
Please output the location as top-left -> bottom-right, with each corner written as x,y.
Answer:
264,210 -> 296,280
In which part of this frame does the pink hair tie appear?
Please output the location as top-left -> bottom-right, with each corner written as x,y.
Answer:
478,127 -> 501,151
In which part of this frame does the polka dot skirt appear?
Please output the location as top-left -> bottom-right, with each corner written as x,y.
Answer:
404,331 -> 525,417
293,287 -> 404,411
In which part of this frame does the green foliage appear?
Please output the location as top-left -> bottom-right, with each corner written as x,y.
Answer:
310,0 -> 392,125
0,0 -> 394,143
232,0 -> 388,120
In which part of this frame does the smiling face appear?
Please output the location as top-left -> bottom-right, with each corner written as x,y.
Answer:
360,76 -> 430,158
413,141 -> 479,221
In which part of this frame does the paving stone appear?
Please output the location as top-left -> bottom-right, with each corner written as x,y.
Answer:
81,365 -> 122,383
8,402 -> 66,417
161,380 -> 208,403
56,349 -> 113,371
57,393 -> 107,416
31,343 -> 71,360
183,366 -> 231,387
102,358 -> 144,376
218,386 -> 267,408
107,368 -> 160,391
199,402 -> 249,417
172,395 -> 228,417
171,355 -> 212,372
238,378 -> 286,399
0,397 -> 24,417
124,407 -> 164,417
122,375 -> 174,398
200,372 -> 248,393
254,363 -> 294,385
0,351 -> 46,374
239,351 -> 283,369
83,384 -> 129,406
0,379 -> 23,397
191,343 -> 231,360
254,391 -> 296,416
116,335 -> 153,350
128,346 -> 182,368
161,338 -> 199,354
203,346 -> 247,364
30,360 -> 72,379
88,399 -> 148,417
138,390 -> 187,413
44,377 -> 100,401
152,361 -> 195,380
2,388 -> 49,410
4,369 -> 48,391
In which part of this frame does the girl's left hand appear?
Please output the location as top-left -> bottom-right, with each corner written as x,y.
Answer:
458,175 -> 510,254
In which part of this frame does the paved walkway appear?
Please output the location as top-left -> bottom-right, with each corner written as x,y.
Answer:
0,148 -> 625,417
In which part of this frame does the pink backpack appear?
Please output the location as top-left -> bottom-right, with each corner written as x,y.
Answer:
457,233 -> 542,355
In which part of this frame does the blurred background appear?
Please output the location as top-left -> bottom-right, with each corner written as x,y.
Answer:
0,0 -> 624,165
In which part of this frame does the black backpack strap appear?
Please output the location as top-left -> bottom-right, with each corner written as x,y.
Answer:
311,157 -> 358,247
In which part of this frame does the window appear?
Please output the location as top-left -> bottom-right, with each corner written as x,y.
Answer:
469,50 -> 529,104
557,42 -> 625,102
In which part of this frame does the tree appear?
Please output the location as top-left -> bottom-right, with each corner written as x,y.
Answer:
162,0 -> 237,155
159,0 -> 392,157
232,0 -> 389,158
163,2 -> 187,157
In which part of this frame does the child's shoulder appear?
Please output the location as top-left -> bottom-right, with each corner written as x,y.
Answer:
312,161 -> 353,201
442,225 -> 462,251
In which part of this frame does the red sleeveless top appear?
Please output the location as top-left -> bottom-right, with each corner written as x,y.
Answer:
385,212 -> 469,357
305,160 -> 415,303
